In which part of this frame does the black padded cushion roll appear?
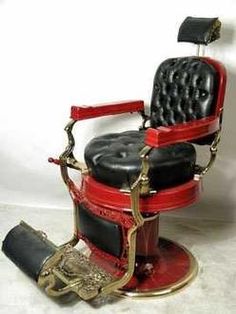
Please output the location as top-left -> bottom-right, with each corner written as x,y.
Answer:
150,57 -> 218,129
2,223 -> 57,281
78,203 -> 122,257
84,130 -> 196,190
178,17 -> 221,45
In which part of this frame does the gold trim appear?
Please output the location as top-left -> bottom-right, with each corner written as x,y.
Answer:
60,119 -> 87,181
113,238 -> 198,298
195,115 -> 222,179
38,245 -> 114,299
139,146 -> 152,195
101,153 -> 150,295
199,129 -> 221,177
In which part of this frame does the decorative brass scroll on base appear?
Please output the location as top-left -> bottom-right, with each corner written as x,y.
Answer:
38,244 -> 115,300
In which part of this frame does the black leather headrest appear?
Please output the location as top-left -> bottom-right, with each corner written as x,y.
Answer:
178,17 -> 221,45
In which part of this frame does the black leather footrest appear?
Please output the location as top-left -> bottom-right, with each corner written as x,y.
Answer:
2,221 -> 57,281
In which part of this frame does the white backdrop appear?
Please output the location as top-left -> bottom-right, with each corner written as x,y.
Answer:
0,0 -> 236,221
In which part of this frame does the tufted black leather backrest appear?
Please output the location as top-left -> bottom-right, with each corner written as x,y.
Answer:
150,57 -> 218,130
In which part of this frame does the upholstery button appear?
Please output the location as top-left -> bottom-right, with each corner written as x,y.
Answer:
196,77 -> 203,86
173,72 -> 180,81
200,90 -> 208,98
116,151 -> 128,158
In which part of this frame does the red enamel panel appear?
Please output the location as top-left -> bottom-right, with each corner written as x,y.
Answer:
201,57 -> 227,116
70,100 -> 144,121
81,176 -> 201,213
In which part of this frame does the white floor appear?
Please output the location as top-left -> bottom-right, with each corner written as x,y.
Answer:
0,205 -> 236,314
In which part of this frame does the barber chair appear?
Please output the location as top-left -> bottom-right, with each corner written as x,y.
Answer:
2,17 -> 226,301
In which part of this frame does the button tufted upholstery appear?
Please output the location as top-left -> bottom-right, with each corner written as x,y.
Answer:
84,57 -> 218,190
150,57 -> 218,128
85,131 -> 196,190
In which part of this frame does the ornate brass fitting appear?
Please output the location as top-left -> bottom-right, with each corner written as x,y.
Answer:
60,119 -> 88,181
38,244 -> 115,300
139,146 -> 153,195
39,135 -> 150,300
195,129 -> 221,179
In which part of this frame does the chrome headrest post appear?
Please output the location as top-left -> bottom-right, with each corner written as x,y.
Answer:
196,44 -> 206,57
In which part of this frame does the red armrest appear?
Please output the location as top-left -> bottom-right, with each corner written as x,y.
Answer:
145,116 -> 220,148
71,100 -> 144,121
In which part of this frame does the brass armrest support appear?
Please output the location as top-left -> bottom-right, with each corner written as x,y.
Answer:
55,119 -> 86,249
195,129 -> 221,179
59,119 -> 88,185
139,146 -> 153,195
139,111 -> 150,130
101,147 -> 153,295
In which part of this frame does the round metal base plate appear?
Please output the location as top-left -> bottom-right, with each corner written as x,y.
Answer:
114,237 -> 198,298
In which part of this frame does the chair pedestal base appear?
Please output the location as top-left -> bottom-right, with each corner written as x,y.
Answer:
115,237 -> 198,298
75,176 -> 199,298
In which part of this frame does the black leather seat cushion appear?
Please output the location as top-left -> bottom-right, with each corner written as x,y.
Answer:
84,131 -> 196,190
